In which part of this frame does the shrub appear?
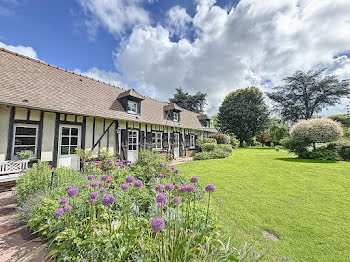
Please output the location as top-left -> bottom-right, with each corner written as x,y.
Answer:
329,138 -> 350,160
229,135 -> 239,148
202,143 -> 216,152
216,144 -> 233,154
306,147 -> 342,161
329,114 -> 350,127
210,133 -> 230,144
196,138 -> 217,148
290,118 -> 343,143
194,151 -> 211,160
209,148 -> 231,159
258,133 -> 270,145
281,136 -> 311,158
16,150 -> 33,159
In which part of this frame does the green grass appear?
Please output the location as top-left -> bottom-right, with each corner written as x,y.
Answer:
178,148 -> 350,262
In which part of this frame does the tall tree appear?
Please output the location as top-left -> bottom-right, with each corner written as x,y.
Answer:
267,69 -> 350,122
169,87 -> 207,114
218,87 -> 269,146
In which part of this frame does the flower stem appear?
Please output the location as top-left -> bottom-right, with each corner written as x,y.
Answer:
206,192 -> 211,224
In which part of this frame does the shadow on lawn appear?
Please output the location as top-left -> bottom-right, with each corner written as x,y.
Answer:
275,157 -> 337,164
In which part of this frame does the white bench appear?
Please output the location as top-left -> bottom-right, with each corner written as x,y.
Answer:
0,160 -> 29,183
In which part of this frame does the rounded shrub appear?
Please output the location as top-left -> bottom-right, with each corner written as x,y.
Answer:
194,151 -> 211,160
210,133 -> 230,144
290,118 -> 343,143
202,143 -> 216,152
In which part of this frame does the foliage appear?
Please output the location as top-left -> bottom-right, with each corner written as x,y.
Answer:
194,151 -> 211,161
196,138 -> 217,148
75,148 -> 93,173
290,118 -> 343,143
16,150 -> 33,159
267,119 -> 289,144
212,114 -> 219,129
257,133 -> 270,145
229,135 -> 239,148
210,133 -> 230,144
202,143 -> 216,152
281,136 -> 310,158
169,87 -> 207,114
218,87 -> 269,146
179,148 -> 350,261
329,138 -> 350,160
216,144 -> 233,154
304,147 -> 342,161
267,69 -> 350,122
328,114 -> 350,127
209,148 -> 231,159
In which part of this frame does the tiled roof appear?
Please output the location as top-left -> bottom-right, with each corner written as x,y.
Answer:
0,48 -> 217,132
163,103 -> 183,112
117,88 -> 144,100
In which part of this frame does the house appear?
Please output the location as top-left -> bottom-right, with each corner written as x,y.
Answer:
0,48 -> 216,170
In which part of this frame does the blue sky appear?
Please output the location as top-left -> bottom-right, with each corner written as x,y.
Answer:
1,0 -> 350,116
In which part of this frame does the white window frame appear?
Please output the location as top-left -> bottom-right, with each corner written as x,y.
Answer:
12,124 -> 38,159
127,100 -> 138,114
173,112 -> 179,122
190,134 -> 196,149
152,131 -> 163,150
58,125 -> 81,156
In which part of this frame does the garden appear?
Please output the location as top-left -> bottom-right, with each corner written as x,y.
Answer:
16,150 -> 263,261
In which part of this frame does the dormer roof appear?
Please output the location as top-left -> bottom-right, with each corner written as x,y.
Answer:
117,88 -> 144,100
163,103 -> 183,112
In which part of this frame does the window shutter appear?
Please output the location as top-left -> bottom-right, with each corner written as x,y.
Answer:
185,134 -> 190,149
121,129 -> 128,159
163,132 -> 168,151
146,132 -> 152,149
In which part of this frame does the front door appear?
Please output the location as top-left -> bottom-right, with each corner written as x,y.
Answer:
174,133 -> 180,158
128,130 -> 139,163
58,125 -> 81,170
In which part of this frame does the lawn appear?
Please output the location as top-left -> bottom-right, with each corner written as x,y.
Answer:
178,148 -> 350,262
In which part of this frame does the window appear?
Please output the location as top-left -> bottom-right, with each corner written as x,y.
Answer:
152,132 -> 162,150
12,124 -> 38,158
173,112 -> 179,122
60,126 -> 80,155
128,130 -> 138,151
127,100 -> 138,114
190,134 -> 195,148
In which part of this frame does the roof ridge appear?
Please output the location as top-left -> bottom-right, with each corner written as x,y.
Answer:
0,47 -> 203,116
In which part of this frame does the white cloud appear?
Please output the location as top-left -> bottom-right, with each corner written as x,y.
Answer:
0,41 -> 37,58
81,0 -> 350,116
78,0 -> 150,37
166,6 -> 192,38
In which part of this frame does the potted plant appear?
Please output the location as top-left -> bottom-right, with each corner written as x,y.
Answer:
16,150 -> 33,160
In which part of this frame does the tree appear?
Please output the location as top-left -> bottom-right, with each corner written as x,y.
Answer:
169,87 -> 207,114
267,69 -> 350,122
217,87 -> 269,146
267,118 -> 289,144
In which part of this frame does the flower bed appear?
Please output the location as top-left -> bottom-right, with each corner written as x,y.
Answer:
16,150 -> 262,261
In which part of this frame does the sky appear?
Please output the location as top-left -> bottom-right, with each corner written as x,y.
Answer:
1,0 -> 350,117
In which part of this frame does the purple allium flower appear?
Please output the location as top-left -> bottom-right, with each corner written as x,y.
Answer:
91,181 -> 99,188
121,183 -> 130,191
90,191 -> 99,199
156,193 -> 168,203
156,203 -> 164,209
126,176 -> 135,183
165,183 -> 175,191
205,184 -> 216,193
102,194 -> 115,206
89,197 -> 97,203
151,177 -> 156,181
87,175 -> 94,180
59,197 -> 69,206
94,175 -> 99,179
171,165 -> 175,170
133,180 -> 143,188
171,196 -> 182,205
186,184 -> 196,193
65,185 -> 72,191
155,184 -> 164,192
165,167 -> 170,172
99,182 -> 104,187
127,163 -> 131,167
159,163 -> 165,167
158,173 -> 164,178
108,160 -> 113,166
101,175 -> 109,181
174,184 -> 181,190
178,186 -> 187,193
82,183 -> 89,189
54,208 -> 64,218
100,188 -> 106,193
67,187 -> 79,197
190,176 -> 199,183
151,216 -> 165,232
63,205 -> 72,212
173,169 -> 180,174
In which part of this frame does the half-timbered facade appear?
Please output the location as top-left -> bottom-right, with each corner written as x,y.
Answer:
0,48 -> 216,169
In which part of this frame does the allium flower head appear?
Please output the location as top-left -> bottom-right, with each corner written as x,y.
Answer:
100,188 -> 106,193
205,184 -> 216,193
171,165 -> 175,170
89,197 -> 97,203
186,184 -> 196,193
165,167 -> 170,172
67,187 -> 79,197
101,175 -> 109,181
59,197 -> 69,206
178,186 -> 187,193
87,175 -> 94,180
190,176 -> 199,183
127,163 -> 132,167
171,196 -> 182,205
126,176 -> 135,183
156,193 -> 168,203
54,208 -> 64,218
121,183 -> 130,191
65,185 -> 72,191
133,180 -> 143,188
151,216 -> 165,232
159,163 -> 165,167
90,191 -> 99,199
82,183 -> 89,189
155,184 -> 164,192
156,203 -> 164,209
63,205 -> 72,212
158,173 -> 164,178
102,194 -> 115,206
165,183 -> 175,191
99,182 -> 104,187
173,169 -> 180,174
108,160 -> 113,166
91,181 -> 99,188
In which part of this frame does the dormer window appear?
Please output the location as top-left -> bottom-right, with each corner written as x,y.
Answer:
173,112 -> 179,122
127,100 -> 138,114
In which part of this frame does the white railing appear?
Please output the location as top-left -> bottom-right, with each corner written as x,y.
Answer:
0,160 -> 29,175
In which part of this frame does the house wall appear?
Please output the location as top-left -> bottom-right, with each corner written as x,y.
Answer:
0,105 -> 10,161
41,112 -> 55,161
